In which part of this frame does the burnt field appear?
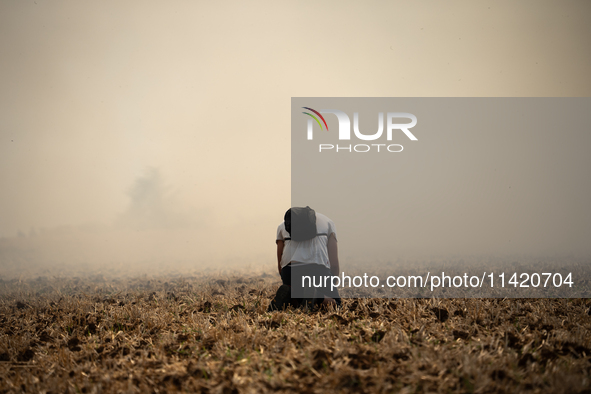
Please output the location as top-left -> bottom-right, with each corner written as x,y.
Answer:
1,273 -> 591,393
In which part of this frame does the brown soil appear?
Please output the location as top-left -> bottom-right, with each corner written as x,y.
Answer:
1,274 -> 590,393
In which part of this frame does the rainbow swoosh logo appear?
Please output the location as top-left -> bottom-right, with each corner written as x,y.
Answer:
302,107 -> 329,131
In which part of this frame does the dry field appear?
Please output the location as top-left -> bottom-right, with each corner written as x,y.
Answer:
1,273 -> 591,393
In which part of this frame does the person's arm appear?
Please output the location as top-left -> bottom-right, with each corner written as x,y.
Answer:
328,234 -> 339,276
276,240 -> 284,275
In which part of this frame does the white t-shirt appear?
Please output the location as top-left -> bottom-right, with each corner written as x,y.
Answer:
276,212 -> 337,269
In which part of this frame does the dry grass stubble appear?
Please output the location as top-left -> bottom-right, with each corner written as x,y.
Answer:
1,273 -> 590,393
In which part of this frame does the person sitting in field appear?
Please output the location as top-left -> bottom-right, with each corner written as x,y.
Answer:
268,206 -> 341,311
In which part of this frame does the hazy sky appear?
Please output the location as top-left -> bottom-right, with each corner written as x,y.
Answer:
1,1 -> 590,270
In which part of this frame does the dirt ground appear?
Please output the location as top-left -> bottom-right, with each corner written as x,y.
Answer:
1,273 -> 590,393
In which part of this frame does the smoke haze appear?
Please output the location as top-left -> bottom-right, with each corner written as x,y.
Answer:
1,1 -> 590,278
